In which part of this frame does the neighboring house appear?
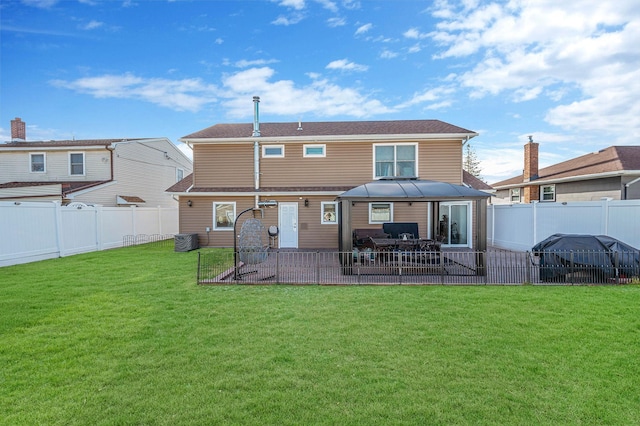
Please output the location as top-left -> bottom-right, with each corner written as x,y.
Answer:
167,97 -> 490,250
463,170 -> 494,194
0,118 -> 193,207
491,140 -> 640,204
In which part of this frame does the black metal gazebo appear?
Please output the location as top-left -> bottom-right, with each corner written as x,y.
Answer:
336,178 -> 492,254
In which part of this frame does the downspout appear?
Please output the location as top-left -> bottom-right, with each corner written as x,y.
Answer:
624,176 -> 640,200
252,96 -> 261,208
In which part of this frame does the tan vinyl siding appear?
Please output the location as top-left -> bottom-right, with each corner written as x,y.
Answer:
261,142 -> 371,187
193,139 -> 463,188
419,140 -> 463,184
194,144 -> 254,188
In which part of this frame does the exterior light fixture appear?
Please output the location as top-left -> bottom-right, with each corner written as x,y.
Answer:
187,200 -> 193,207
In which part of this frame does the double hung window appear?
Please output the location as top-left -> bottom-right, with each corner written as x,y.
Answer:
321,202 -> 337,224
374,144 -> 416,178
213,202 -> 235,230
369,202 -> 393,224
510,188 -> 521,203
541,185 -> 556,202
69,152 -> 85,176
30,153 -> 45,173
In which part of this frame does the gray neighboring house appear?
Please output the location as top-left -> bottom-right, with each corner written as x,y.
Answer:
492,140 -> 640,203
0,118 -> 192,207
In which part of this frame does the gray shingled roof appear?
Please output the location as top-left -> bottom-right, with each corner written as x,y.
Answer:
181,120 -> 477,140
0,139 -> 152,148
492,146 -> 640,187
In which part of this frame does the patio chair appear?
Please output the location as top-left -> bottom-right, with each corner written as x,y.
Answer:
238,218 -> 270,265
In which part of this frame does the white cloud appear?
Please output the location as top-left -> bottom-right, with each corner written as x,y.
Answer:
271,12 -> 305,25
220,67 -> 394,118
22,0 -> 58,8
327,17 -> 346,27
50,74 -> 219,112
275,0 -> 306,10
355,23 -> 372,35
325,58 -> 368,72
429,0 -> 640,143
403,27 -> 429,39
379,49 -> 398,59
80,20 -> 103,30
234,58 -> 279,68
396,86 -> 455,110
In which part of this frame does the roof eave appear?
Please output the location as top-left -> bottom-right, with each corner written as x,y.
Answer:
493,170 -> 640,189
180,132 -> 478,144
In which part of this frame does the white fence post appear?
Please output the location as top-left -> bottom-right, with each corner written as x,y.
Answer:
54,201 -> 66,257
601,197 -> 611,235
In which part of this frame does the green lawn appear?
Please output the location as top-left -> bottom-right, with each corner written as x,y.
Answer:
1,243 -> 639,425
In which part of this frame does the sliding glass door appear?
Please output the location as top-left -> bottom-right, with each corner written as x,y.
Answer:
438,202 -> 471,247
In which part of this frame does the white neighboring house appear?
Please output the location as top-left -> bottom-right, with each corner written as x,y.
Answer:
0,135 -> 193,207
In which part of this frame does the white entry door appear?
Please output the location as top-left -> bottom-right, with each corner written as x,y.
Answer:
278,202 -> 298,248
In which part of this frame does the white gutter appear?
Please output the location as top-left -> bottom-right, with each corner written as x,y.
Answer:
625,176 -> 640,188
179,132 -> 479,145
166,190 -> 346,197
1,145 -> 109,152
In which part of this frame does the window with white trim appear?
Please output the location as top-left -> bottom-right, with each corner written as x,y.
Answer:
541,185 -> 556,202
374,144 -> 417,178
69,152 -> 85,176
321,202 -> 338,224
30,153 -> 45,173
213,202 -> 236,230
262,145 -> 284,158
510,188 -> 521,203
304,144 -> 326,158
369,202 -> 393,224
176,168 -> 184,182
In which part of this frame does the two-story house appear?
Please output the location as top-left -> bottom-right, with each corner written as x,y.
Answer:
492,139 -> 640,204
168,97 -> 490,250
0,118 -> 193,207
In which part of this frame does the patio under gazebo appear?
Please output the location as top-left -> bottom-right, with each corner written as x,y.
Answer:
335,177 -> 492,274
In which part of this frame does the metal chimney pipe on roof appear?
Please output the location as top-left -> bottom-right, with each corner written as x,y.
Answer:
252,96 -> 261,137
252,96 -> 261,208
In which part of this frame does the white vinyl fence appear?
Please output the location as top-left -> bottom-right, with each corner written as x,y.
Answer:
0,201 -> 178,267
488,199 -> 640,251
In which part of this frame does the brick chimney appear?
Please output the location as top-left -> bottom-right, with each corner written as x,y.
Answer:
11,117 -> 26,141
523,136 -> 539,202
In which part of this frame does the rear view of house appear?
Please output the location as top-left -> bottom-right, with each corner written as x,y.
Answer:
168,97 -> 490,250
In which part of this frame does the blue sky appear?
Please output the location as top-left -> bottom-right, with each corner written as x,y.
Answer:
1,0 -> 639,183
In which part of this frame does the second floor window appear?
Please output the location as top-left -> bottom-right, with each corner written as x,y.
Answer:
374,144 -> 416,178
262,145 -> 284,158
30,153 -> 45,173
176,168 -> 184,182
69,152 -> 85,176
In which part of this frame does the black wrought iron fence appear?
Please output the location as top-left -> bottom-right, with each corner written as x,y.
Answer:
123,234 -> 175,247
196,249 -> 639,285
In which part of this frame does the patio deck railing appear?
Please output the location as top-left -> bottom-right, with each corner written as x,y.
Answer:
197,248 -> 639,286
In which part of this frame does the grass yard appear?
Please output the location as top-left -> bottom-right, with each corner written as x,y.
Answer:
1,243 -> 640,425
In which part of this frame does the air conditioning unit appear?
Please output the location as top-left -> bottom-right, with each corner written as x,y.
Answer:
174,233 -> 199,252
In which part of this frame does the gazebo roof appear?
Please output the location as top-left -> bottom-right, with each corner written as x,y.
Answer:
336,178 -> 492,202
